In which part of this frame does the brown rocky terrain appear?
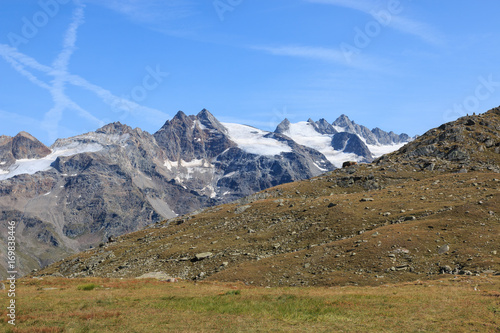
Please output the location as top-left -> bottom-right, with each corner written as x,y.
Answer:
34,107 -> 500,286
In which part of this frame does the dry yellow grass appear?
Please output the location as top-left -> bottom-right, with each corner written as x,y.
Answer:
1,276 -> 499,332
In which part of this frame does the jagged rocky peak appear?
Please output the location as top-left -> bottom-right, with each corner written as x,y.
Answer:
172,110 -> 191,123
274,118 -> 291,134
154,109 -> 236,161
159,110 -> 194,129
372,127 -> 409,145
314,118 -> 338,135
333,114 -> 354,128
333,114 -> 378,145
197,109 -> 227,134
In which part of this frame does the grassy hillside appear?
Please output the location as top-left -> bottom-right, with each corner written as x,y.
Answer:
1,276 -> 499,332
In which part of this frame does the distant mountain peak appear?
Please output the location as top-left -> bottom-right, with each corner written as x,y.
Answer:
173,110 -> 189,120
197,108 -> 227,134
16,131 -> 37,140
274,118 -> 291,134
11,131 -> 51,160
154,109 -> 234,161
333,114 -> 353,127
96,122 -> 133,135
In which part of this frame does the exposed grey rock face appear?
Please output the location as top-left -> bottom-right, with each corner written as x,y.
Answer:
154,109 -> 236,161
215,133 -> 333,202
0,121 -> 216,278
309,118 -> 338,135
331,132 -> 373,162
274,118 -> 291,134
372,128 -> 411,145
333,114 -> 379,145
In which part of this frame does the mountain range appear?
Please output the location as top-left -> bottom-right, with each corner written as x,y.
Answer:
0,110 -> 412,277
33,106 -> 500,286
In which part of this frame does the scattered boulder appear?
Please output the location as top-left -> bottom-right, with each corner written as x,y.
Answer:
438,244 -> 450,254
235,205 -> 251,214
342,161 -> 358,168
440,266 -> 453,274
195,252 -> 213,261
136,271 -> 177,282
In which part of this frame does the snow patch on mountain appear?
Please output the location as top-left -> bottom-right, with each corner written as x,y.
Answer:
222,123 -> 292,156
367,143 -> 407,158
0,142 -> 103,181
279,121 -> 347,166
276,120 -> 410,167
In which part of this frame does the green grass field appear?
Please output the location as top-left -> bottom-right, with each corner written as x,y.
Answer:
1,275 -> 499,332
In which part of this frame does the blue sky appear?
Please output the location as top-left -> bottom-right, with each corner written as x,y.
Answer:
1,0 -> 499,145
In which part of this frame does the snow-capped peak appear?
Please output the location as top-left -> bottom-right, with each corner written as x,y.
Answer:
222,123 -> 292,156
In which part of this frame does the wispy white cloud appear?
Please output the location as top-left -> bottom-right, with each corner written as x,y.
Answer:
250,44 -> 379,70
43,2 -> 90,141
305,0 -> 444,46
0,2 -> 168,143
252,45 -> 346,63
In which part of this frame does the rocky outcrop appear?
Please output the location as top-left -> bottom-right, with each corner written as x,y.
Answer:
0,132 -> 51,169
377,107 -> 500,172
